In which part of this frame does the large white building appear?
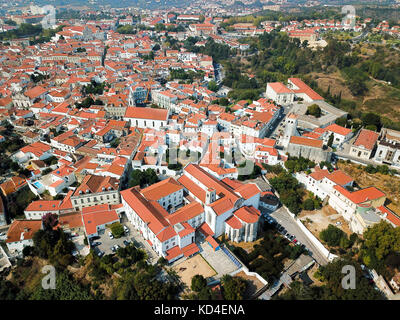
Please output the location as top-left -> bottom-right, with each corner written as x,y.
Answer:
328,185 -> 386,234
295,168 -> 354,201
70,175 -> 120,211
266,78 -> 324,105
121,164 -> 262,263
124,107 -> 169,130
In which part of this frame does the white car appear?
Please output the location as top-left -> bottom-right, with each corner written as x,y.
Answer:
123,226 -> 129,234
108,231 -> 114,239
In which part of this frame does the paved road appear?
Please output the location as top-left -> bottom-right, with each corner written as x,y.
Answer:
265,206 -> 329,266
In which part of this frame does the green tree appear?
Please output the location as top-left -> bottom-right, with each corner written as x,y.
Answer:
327,133 -> 334,147
303,198 -> 315,211
110,222 -> 124,238
208,80 -> 219,92
306,104 -> 322,118
319,224 -> 348,247
221,275 -> 247,300
191,275 -> 207,292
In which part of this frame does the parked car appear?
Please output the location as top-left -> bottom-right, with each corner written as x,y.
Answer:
123,226 -> 129,234
123,240 -> 131,246
97,250 -> 105,257
91,242 -> 101,247
111,246 -> 116,253
108,231 -> 114,239
292,239 -> 298,244
114,244 -> 120,251
289,235 -> 295,241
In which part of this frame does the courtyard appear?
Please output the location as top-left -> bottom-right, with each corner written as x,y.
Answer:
172,254 -> 217,289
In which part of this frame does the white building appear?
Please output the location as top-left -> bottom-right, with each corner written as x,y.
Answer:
124,107 -> 169,130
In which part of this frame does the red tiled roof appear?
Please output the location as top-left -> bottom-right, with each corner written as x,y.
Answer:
177,174 -> 206,202
234,183 -> 260,200
234,206 -> 260,224
326,170 -> 354,186
82,209 -> 119,235
199,222 -> 214,237
125,107 -> 168,121
140,177 -> 183,201
353,129 -> 379,150
157,224 -> 177,241
25,200 -> 60,212
182,242 -> 200,257
210,197 -> 235,216
6,220 -> 42,243
165,245 -> 182,261
205,235 -> 219,249
289,136 -> 323,148
378,206 -> 400,226
268,82 -> 293,94
324,124 -> 352,136
225,215 -> 242,229
334,185 -> 385,204
166,201 -> 204,226
121,187 -> 170,236
288,78 -> 323,101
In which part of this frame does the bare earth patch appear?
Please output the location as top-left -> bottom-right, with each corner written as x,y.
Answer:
299,205 -> 352,239
235,270 -> 264,298
172,254 -> 217,289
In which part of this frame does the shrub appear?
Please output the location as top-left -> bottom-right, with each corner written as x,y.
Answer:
110,222 -> 124,238
303,198 -> 315,211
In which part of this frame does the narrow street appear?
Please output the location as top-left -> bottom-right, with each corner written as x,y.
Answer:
266,206 -> 330,266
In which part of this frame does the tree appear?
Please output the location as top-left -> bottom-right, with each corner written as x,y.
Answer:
306,104 -> 322,118
277,259 -> 384,300
361,112 -> 381,130
319,224 -> 348,247
221,275 -> 247,300
30,271 -> 93,300
42,213 -> 58,231
327,133 -> 334,147
110,222 -> 124,239
361,221 -> 400,274
208,80 -> 218,92
303,198 -> 315,211
191,275 -> 207,292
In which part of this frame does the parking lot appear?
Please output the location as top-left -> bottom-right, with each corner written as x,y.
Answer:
91,224 -> 132,256
263,206 -> 329,265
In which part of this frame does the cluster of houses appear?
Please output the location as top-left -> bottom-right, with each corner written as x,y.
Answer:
0,8 -> 399,272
